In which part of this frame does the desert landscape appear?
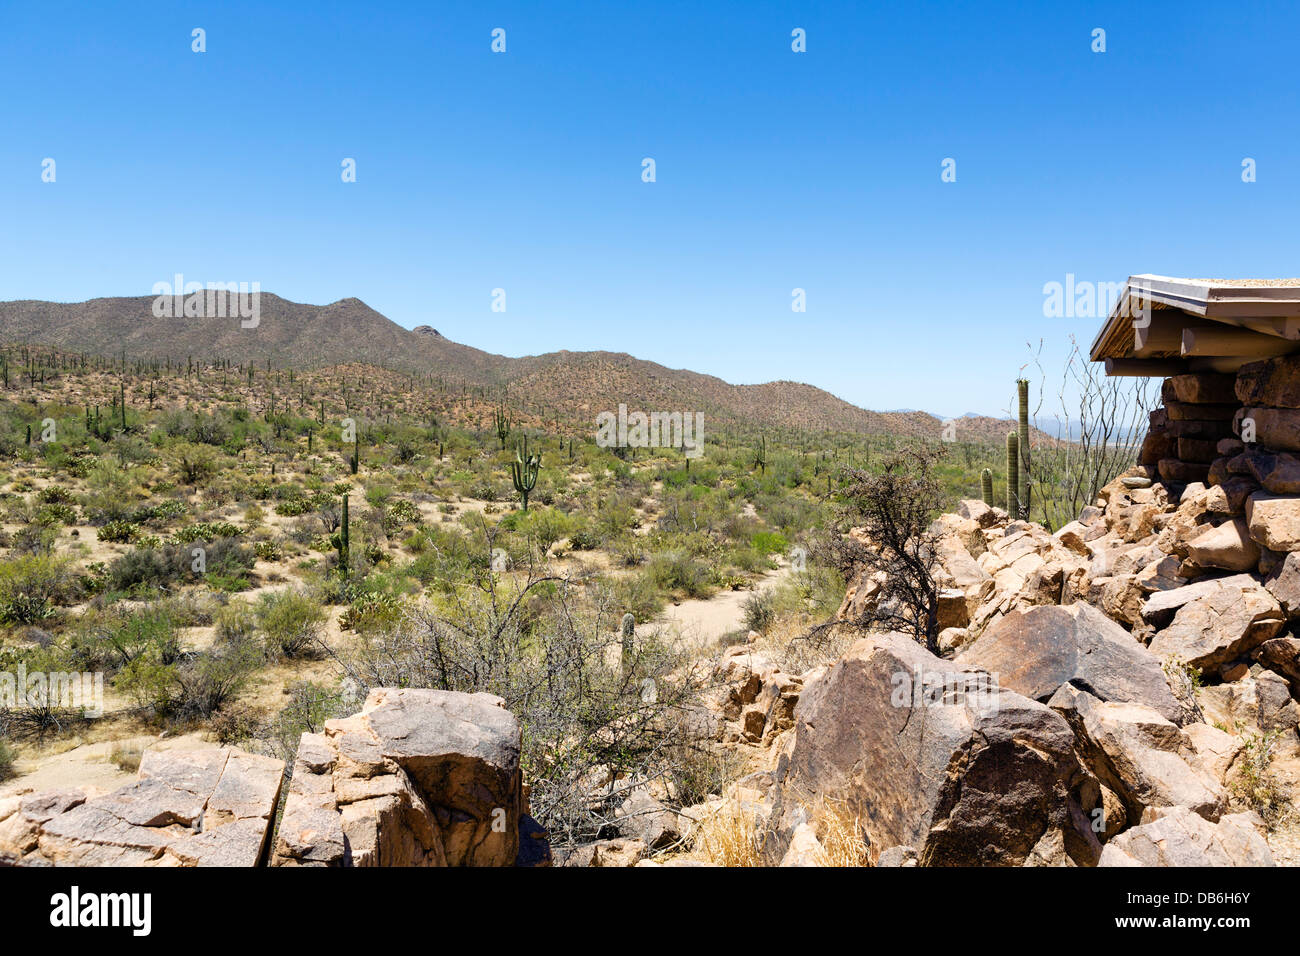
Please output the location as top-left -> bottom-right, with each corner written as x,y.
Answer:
0,278 -> 1297,872
4,12 -> 1299,933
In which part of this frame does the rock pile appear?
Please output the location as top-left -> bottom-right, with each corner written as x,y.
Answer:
739,360 -> 1300,866
0,688 -> 547,868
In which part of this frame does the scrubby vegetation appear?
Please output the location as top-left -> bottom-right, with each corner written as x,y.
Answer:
0,344 -> 1044,849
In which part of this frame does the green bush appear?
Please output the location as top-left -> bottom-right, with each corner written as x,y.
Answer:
0,554 -> 76,625
97,519 -> 140,543
255,589 -> 326,659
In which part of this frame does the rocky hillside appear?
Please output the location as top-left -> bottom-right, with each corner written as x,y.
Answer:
0,294 -> 1025,441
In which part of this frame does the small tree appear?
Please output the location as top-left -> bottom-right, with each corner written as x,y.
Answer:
817,447 -> 944,653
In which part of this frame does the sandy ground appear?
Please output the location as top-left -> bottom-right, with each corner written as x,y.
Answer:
644,561 -> 792,652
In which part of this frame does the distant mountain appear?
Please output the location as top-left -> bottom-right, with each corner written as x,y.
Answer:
0,294 -> 1029,442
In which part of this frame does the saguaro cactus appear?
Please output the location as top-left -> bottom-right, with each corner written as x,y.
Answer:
621,612 -> 636,673
495,405 -> 510,450
511,435 -> 541,511
1006,431 -> 1019,517
334,494 -> 351,581
1016,378 -> 1030,520
981,467 -> 994,507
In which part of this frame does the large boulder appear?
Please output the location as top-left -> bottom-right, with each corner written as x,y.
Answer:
955,602 -> 1184,724
0,748 -> 283,867
763,633 -> 1098,867
1147,583 -> 1284,671
1264,552 -> 1300,620
271,688 -> 524,867
1098,808 -> 1273,866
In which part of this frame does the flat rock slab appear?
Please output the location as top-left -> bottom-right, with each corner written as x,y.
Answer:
956,602 -> 1184,724
0,747 -> 283,867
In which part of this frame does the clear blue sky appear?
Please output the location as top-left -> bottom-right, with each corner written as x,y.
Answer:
2,0 -> 1298,417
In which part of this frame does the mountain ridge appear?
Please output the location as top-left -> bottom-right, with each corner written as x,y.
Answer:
0,293 -> 1025,441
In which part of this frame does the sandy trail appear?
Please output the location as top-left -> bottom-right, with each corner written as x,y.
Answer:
643,560 -> 792,652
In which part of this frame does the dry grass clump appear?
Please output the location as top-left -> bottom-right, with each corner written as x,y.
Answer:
685,794 -> 871,867
812,795 -> 873,867
688,801 -> 764,867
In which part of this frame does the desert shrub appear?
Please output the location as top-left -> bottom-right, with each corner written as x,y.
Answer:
648,550 -> 713,599
117,639 -> 259,722
612,569 -> 665,622
264,681 -> 348,763
741,589 -> 775,634
338,590 -> 407,634
253,540 -> 282,561
215,601 -> 257,645
173,521 -> 242,543
0,554 -> 76,625
70,604 -> 182,672
0,738 -> 14,781
751,530 -> 788,556
172,442 -> 221,485
81,459 -> 139,523
333,565 -> 709,848
35,502 -> 77,527
1231,730 -> 1293,829
687,801 -> 763,868
10,523 -> 56,555
255,589 -> 326,659
37,486 -> 76,505
567,525 -> 600,551
109,742 -> 143,774
817,448 -> 945,651
107,538 -> 255,593
97,519 -> 140,543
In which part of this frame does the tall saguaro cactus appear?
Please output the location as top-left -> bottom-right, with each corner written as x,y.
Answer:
511,435 -> 541,511
1006,432 -> 1020,517
1016,378 -> 1031,520
495,405 -> 510,450
981,467 -> 994,507
334,494 -> 351,581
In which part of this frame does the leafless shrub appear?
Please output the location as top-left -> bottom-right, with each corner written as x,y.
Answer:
327,528 -> 712,848
814,448 -> 944,652
1022,337 -> 1155,530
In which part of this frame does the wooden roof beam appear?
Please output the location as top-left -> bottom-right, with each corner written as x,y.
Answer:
1104,358 -> 1191,377
1181,326 -> 1297,359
